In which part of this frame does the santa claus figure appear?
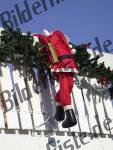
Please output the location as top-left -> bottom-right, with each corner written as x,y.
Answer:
33,29 -> 79,128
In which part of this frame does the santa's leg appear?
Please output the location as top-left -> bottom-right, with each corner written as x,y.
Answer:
59,72 -> 77,128
53,72 -> 65,121
54,90 -> 65,121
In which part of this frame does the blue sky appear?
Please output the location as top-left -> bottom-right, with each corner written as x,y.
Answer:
0,0 -> 113,53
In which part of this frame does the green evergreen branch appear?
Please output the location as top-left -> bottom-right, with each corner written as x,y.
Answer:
0,28 -> 113,87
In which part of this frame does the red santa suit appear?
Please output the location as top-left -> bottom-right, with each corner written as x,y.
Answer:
33,30 -> 79,107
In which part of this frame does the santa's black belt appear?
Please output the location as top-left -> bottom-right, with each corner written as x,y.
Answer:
58,54 -> 74,61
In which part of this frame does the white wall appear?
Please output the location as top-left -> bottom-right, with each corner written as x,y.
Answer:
0,134 -> 113,150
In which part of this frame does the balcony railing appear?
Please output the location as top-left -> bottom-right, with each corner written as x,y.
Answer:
0,63 -> 113,137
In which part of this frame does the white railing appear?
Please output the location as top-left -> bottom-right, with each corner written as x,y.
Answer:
0,62 -> 113,137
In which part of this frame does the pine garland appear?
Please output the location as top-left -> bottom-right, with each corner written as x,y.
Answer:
71,44 -> 113,85
0,27 -> 49,82
0,27 -> 113,89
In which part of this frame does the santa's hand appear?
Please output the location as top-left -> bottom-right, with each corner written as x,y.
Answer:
69,44 -> 73,48
68,44 -> 76,54
71,48 -> 76,54
32,35 -> 39,46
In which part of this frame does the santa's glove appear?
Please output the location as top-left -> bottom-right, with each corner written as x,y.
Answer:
32,34 -> 39,46
71,48 -> 76,54
69,44 -> 76,54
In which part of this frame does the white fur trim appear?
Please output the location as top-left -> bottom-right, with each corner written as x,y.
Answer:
64,34 -> 70,43
51,69 -> 55,72
69,44 -> 73,48
51,68 -> 79,74
56,102 -> 62,106
64,105 -> 72,111
43,29 -> 51,36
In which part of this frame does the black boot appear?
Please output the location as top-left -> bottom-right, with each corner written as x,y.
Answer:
62,109 -> 77,128
108,86 -> 113,99
55,106 -> 65,121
